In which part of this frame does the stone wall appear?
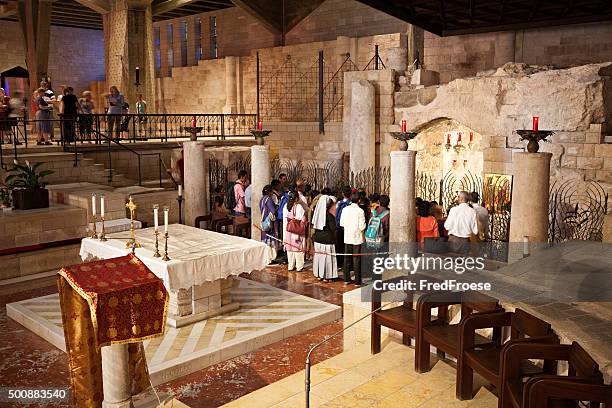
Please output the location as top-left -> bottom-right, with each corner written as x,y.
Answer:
152,0 -> 407,78
0,21 -> 105,95
156,32 -> 403,116
285,0 -> 408,45
394,62 -> 612,200
424,21 -> 612,84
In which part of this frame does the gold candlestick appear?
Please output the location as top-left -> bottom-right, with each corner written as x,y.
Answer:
125,196 -> 142,249
90,215 -> 98,239
100,216 -> 107,241
153,230 -> 161,257
162,232 -> 170,261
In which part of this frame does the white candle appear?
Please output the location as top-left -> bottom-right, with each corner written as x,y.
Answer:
164,207 -> 169,234
91,194 -> 96,216
153,206 -> 159,232
178,185 -> 182,197
100,195 -> 105,218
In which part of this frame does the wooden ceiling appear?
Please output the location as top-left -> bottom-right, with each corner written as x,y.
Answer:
356,0 -> 612,36
1,0 -> 611,34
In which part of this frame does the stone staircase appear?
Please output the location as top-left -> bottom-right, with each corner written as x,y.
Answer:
1,150 -> 135,187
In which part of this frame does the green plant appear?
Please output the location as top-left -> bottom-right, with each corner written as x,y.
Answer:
5,160 -> 54,189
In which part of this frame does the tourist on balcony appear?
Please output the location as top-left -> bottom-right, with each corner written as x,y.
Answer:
61,86 -> 80,143
78,91 -> 95,140
444,191 -> 478,253
136,94 -> 147,138
105,86 -> 124,140
284,191 -> 307,272
0,88 -> 9,144
312,194 -> 338,282
233,170 -> 248,217
8,90 -> 26,145
340,192 -> 366,286
35,88 -> 53,145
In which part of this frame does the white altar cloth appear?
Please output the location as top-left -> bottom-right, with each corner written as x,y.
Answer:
80,224 -> 270,291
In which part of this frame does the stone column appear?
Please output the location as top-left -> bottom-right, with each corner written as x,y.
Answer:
18,0 -> 51,98
385,47 -> 408,73
103,0 -> 156,110
223,56 -> 239,114
407,24 -> 424,68
184,141 -> 209,227
250,145 -> 270,241
509,152 -> 552,261
389,150 -> 417,257
349,80 -> 376,174
101,344 -> 132,408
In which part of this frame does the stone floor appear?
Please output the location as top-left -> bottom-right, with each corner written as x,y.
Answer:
0,265 -> 351,408
223,338 -> 497,408
6,277 -> 341,385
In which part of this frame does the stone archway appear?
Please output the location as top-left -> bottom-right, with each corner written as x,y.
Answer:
407,117 -> 485,180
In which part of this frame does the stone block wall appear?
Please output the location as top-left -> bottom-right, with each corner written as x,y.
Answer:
0,21 -> 105,95
156,32 -> 402,116
394,62 -> 612,202
424,21 -> 612,84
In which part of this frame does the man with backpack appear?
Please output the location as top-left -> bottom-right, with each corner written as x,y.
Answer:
365,195 -> 390,283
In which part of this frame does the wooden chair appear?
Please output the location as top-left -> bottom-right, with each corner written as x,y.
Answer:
233,217 -> 250,237
415,290 -> 502,373
194,214 -> 212,230
457,308 -> 558,401
522,377 -> 611,408
215,218 -> 233,233
500,341 -> 605,408
371,275 -> 437,354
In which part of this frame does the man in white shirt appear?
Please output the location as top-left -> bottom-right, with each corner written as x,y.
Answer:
444,191 -> 478,253
245,183 -> 252,218
340,193 -> 366,286
470,192 -> 489,241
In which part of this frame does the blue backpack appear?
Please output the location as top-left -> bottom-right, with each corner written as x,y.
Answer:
365,209 -> 389,245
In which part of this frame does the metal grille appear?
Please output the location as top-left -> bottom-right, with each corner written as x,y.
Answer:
416,171 -> 440,202
549,179 -> 609,243
269,158 -> 343,192
259,56 -> 320,122
323,56 -> 360,122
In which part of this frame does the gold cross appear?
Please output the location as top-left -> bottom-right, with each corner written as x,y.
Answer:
125,197 -> 142,249
126,196 -> 137,218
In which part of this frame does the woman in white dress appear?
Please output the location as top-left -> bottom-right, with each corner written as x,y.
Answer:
312,195 -> 338,282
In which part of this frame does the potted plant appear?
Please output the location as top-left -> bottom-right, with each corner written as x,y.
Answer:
5,160 -> 54,210
0,183 -> 12,211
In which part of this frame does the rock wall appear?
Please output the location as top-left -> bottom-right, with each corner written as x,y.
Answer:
394,62 -> 612,200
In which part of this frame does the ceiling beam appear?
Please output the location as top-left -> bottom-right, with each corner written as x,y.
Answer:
230,0 -> 281,34
153,0 -> 198,15
72,0 -> 108,14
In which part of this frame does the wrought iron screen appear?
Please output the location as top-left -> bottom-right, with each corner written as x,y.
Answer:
549,180 -> 609,243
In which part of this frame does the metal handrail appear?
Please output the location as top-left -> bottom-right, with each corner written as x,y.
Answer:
304,300 -> 392,408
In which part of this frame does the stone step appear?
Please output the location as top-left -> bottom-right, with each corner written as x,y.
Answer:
604,135 -> 612,144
